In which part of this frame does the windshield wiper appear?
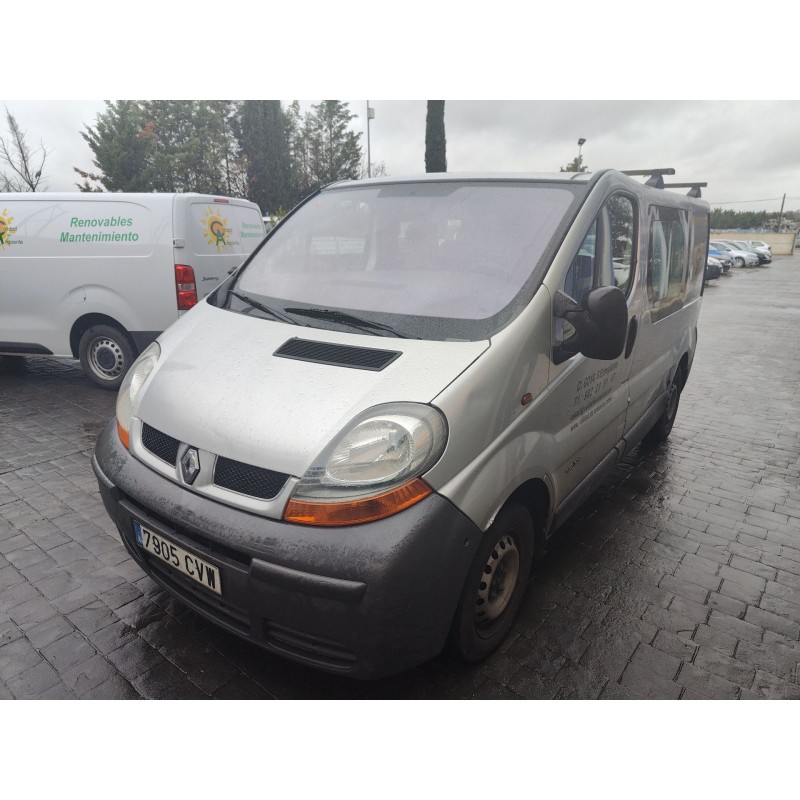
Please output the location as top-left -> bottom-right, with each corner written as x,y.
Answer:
283,307 -> 413,338
228,291 -> 299,325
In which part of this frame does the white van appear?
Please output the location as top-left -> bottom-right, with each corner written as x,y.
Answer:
93,170 -> 709,678
0,192 -> 264,388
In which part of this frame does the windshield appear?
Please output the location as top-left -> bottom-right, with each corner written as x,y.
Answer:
219,180 -> 583,340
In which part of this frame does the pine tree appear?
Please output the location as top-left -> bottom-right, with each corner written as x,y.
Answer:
77,101 -> 245,195
75,101 -> 153,191
303,100 -> 362,192
560,155 -> 588,173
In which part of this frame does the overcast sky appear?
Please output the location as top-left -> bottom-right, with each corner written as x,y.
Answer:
2,99 -> 798,213
4,4 -> 798,214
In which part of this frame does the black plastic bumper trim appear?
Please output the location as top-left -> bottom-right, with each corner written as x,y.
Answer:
251,557 -> 366,603
0,341 -> 53,355
91,419 -> 483,679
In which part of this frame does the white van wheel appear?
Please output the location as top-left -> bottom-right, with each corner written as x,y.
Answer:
79,325 -> 135,390
449,503 -> 534,662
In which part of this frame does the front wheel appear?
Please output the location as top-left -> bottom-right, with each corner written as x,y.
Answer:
448,503 -> 534,662
78,324 -> 136,390
734,256 -> 745,268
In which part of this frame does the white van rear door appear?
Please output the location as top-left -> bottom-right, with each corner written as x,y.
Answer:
178,198 -> 265,299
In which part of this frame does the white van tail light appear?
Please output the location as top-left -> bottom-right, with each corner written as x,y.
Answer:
175,264 -> 197,310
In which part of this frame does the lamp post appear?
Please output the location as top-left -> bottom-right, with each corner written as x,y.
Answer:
367,101 -> 375,178
577,137 -> 586,165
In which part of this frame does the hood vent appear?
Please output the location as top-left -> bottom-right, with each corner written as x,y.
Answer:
273,338 -> 401,371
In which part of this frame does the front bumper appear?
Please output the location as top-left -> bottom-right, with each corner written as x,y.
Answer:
92,421 -> 483,679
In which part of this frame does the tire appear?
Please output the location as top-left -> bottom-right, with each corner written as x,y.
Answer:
644,368 -> 684,444
734,256 -> 745,268
78,324 -> 136,390
449,503 -> 534,662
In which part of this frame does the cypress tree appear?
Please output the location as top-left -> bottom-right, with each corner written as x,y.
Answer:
425,101 -> 446,173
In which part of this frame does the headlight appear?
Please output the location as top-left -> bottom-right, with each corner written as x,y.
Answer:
284,403 -> 448,526
115,342 -> 160,448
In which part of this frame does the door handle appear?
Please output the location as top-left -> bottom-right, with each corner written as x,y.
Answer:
624,316 -> 638,359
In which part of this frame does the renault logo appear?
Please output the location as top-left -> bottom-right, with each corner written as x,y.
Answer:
180,447 -> 201,485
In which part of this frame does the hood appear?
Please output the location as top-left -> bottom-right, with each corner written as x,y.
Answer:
135,301 -> 489,477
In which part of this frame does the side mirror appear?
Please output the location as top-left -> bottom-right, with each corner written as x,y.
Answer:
554,286 -> 627,361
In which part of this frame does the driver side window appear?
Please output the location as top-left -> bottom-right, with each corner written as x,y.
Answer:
557,193 -> 637,345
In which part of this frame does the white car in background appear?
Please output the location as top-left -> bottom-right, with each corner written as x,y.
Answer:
742,240 -> 773,263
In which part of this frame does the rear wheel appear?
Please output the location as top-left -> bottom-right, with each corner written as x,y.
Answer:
645,368 -> 684,444
449,503 -> 534,662
78,324 -> 136,390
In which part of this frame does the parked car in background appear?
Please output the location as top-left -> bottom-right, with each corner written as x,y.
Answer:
747,240 -> 771,255
723,239 -> 772,264
707,246 -> 732,273
710,240 -> 759,267
723,240 -> 771,264
705,257 -> 722,281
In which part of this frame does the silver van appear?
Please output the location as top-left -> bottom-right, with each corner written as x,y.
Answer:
93,169 -> 709,678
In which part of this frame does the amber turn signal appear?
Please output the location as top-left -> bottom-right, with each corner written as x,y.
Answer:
283,478 -> 433,527
117,419 -> 130,449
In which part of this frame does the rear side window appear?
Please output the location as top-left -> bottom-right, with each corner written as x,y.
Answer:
647,206 -> 689,321
686,212 -> 709,303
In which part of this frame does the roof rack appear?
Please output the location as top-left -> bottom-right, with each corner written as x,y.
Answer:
621,168 -> 676,189
663,182 -> 707,199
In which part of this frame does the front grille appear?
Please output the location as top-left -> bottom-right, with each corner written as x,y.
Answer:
141,423 -> 289,503
274,338 -> 401,371
141,423 -> 180,465
213,456 -> 289,500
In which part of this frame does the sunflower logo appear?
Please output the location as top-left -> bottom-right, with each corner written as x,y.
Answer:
0,209 -> 13,249
202,207 -> 231,252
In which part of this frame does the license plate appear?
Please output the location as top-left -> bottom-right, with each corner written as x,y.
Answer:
134,520 -> 222,596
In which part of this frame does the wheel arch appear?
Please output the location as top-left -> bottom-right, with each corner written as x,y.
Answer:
70,313 -> 136,360
676,351 -> 689,390
503,478 -> 551,558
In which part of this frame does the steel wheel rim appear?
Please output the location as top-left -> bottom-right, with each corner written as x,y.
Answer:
88,336 -> 124,380
475,533 -> 520,626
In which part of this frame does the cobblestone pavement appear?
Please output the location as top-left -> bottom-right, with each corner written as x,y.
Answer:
2,256 -> 800,699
